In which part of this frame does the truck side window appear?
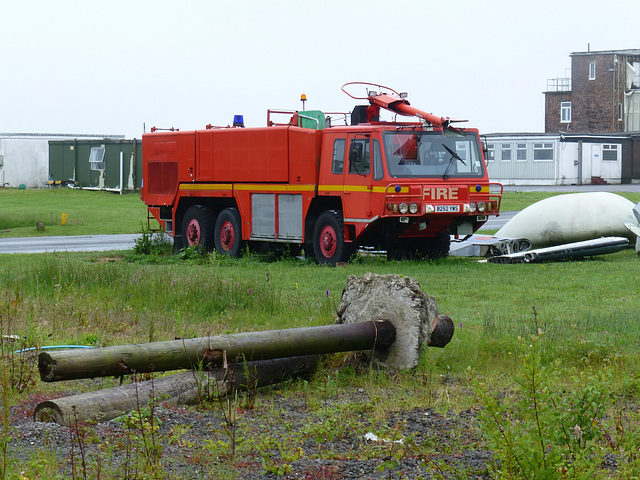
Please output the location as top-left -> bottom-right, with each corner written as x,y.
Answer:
348,139 -> 370,175
332,139 -> 346,174
372,139 -> 383,180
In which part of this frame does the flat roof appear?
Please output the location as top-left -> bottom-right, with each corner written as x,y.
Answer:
571,48 -> 640,57
485,131 -> 640,139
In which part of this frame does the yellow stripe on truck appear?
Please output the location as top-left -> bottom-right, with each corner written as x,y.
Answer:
234,184 -> 316,192
179,183 -> 233,191
470,185 -> 489,193
318,185 -> 388,194
179,183 -> 315,193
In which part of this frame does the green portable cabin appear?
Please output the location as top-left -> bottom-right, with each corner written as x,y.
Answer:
49,138 -> 143,191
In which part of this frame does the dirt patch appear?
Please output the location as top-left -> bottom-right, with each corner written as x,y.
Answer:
94,255 -> 124,263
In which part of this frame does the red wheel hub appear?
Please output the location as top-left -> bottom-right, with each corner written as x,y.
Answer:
219,220 -> 235,251
319,225 -> 337,257
186,220 -> 201,246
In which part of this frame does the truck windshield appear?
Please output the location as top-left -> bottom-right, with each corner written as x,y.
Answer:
383,131 -> 485,178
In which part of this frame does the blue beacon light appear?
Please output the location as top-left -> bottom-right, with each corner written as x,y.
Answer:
233,115 -> 245,127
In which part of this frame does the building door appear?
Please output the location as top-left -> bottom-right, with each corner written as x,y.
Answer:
591,144 -> 602,179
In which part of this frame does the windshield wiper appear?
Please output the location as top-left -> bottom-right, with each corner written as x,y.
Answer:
442,144 -> 466,179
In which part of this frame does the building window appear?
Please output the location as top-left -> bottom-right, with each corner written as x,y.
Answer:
589,62 -> 596,80
89,146 -> 106,171
331,139 -> 345,174
603,144 -> 619,161
618,103 -> 623,121
501,144 -> 512,161
560,102 -> 571,123
516,143 -> 527,161
533,143 -> 554,161
486,144 -> 495,162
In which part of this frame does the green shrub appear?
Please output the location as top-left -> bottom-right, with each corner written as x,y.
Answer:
132,227 -> 173,256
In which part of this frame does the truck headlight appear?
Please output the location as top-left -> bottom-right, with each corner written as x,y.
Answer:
477,201 -> 487,213
409,203 -> 418,214
399,203 -> 408,214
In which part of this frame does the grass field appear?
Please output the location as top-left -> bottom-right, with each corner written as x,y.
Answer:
2,187 -> 640,238
3,188 -> 640,478
0,188 -> 148,237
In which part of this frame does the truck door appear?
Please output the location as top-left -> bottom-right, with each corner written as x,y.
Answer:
342,134 -> 375,223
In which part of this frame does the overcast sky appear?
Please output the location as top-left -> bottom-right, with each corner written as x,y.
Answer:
1,0 -> 638,138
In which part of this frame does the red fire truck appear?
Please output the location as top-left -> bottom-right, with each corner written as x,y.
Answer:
141,82 -> 502,264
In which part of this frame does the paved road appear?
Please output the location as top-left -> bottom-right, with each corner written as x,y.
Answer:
482,211 -> 516,230
0,234 -> 142,254
504,184 -> 640,193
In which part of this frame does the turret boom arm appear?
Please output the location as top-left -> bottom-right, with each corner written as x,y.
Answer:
370,93 -> 451,127
342,82 -> 466,131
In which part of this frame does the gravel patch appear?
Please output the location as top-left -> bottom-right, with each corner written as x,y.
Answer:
6,384 -> 493,479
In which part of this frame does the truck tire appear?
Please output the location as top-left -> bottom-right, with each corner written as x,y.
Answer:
313,210 -> 352,265
420,232 -> 451,259
181,205 -> 215,251
214,208 -> 245,257
386,246 -> 408,261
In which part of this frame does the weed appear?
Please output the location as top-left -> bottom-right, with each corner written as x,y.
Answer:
260,433 -> 303,477
132,226 -> 172,257
69,406 -> 88,480
473,333 -> 623,479
212,362 -> 254,464
111,373 -> 165,477
0,356 -> 13,480
177,245 -> 206,261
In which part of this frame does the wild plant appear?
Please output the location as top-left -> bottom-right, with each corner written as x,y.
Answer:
474,332 -> 616,479
261,440 -> 303,477
0,294 -> 40,479
216,382 -> 240,463
192,355 -> 248,464
69,406 -> 88,480
132,225 -> 172,257
131,374 -> 163,467
112,372 -> 164,477
0,355 -> 12,480
238,359 -> 259,411
374,422 -> 409,480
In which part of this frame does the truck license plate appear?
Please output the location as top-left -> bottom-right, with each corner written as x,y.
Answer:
435,205 -> 460,213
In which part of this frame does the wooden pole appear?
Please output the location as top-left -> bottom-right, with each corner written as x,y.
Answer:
34,355 -> 320,426
39,320 -> 395,382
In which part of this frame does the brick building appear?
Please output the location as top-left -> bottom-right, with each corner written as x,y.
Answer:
545,49 -> 640,133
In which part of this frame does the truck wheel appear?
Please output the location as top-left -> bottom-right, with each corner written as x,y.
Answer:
214,208 -> 245,257
313,210 -> 352,265
386,247 -> 408,261
181,205 -> 215,250
420,232 -> 451,259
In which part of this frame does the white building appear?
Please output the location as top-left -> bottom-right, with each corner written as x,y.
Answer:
485,132 -> 636,186
0,133 -> 123,188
